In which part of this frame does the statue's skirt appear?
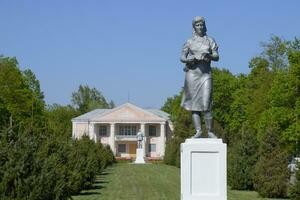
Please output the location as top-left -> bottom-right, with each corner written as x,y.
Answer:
181,64 -> 212,112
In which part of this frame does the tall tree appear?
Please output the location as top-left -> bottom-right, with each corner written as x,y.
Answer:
71,84 -> 109,114
22,69 -> 45,127
0,56 -> 36,129
261,35 -> 289,71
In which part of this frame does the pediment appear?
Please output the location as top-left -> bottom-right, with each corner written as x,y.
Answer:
90,103 -> 165,122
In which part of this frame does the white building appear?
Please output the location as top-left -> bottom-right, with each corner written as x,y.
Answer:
72,103 -> 173,159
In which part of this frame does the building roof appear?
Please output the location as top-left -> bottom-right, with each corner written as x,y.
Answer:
72,109 -> 110,121
72,103 -> 170,123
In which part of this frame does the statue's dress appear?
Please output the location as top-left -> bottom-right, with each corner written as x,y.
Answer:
181,35 -> 218,111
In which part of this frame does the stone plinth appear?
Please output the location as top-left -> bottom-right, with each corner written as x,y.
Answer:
134,148 -> 146,164
181,139 -> 227,200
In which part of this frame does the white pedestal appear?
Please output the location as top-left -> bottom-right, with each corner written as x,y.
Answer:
181,139 -> 227,200
134,148 -> 146,164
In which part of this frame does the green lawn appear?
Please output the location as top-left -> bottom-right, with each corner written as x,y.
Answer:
72,163 -> 287,200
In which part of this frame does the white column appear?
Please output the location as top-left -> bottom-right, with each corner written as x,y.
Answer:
94,124 -> 98,143
141,123 -> 146,156
72,122 -> 75,139
110,123 -> 116,154
88,122 -> 95,141
160,122 -> 166,157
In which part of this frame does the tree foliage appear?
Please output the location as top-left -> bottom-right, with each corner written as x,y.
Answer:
46,104 -> 79,137
228,124 -> 258,190
254,127 -> 290,198
71,84 -> 110,114
0,56 -> 115,200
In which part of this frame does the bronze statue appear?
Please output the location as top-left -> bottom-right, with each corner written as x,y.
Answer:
180,16 -> 219,138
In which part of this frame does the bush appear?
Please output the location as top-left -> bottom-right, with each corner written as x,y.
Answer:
228,125 -> 258,190
0,128 -> 71,200
254,127 -> 290,198
0,128 -> 115,200
67,136 -> 115,192
164,137 -> 182,167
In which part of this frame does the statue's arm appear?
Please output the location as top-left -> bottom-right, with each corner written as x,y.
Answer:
206,50 -> 219,61
206,38 -> 219,62
180,41 -> 194,64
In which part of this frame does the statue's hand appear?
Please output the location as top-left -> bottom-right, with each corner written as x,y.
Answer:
186,55 -> 196,64
200,53 -> 211,62
186,59 -> 195,64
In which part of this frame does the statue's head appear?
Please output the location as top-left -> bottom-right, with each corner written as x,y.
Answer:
192,16 -> 207,36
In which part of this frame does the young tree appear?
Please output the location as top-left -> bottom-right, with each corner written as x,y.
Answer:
228,124 -> 258,190
254,127 -> 290,198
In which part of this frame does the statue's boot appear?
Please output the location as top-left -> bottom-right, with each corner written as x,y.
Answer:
192,129 -> 202,138
204,116 -> 217,138
192,111 -> 202,138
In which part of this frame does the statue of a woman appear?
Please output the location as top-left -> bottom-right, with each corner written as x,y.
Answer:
180,16 -> 219,138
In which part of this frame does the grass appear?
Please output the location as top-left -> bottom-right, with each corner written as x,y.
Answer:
72,163 -> 287,200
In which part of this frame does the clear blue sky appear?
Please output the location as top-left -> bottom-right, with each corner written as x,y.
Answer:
1,0 -> 299,109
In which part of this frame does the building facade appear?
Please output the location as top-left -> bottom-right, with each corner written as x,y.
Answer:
72,103 -> 173,159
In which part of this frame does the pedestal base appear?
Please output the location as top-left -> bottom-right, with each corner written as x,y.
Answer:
181,139 -> 227,200
134,148 -> 146,164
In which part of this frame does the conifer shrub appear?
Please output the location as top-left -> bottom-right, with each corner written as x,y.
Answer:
67,136 -> 115,191
254,127 -> 290,198
163,137 -> 182,167
0,128 -> 71,200
228,125 -> 258,190
102,144 -> 116,168
0,128 -> 115,199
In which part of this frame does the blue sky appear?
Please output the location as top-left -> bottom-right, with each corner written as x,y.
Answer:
1,0 -> 299,108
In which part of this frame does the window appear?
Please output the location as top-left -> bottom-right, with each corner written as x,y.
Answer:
149,144 -> 156,152
149,125 -> 157,136
99,125 -> 107,136
118,144 -> 126,153
118,125 -> 137,136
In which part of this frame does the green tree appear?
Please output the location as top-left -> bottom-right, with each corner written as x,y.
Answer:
163,137 -> 182,167
46,104 -> 79,137
212,68 -> 238,129
162,94 -> 193,167
0,57 -> 33,129
264,50 -> 300,153
261,35 -> 289,71
161,92 -> 182,123
228,124 -> 258,190
71,84 -> 110,114
254,127 -> 290,198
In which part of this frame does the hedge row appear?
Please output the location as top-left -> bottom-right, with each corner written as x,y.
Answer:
0,127 -> 115,200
